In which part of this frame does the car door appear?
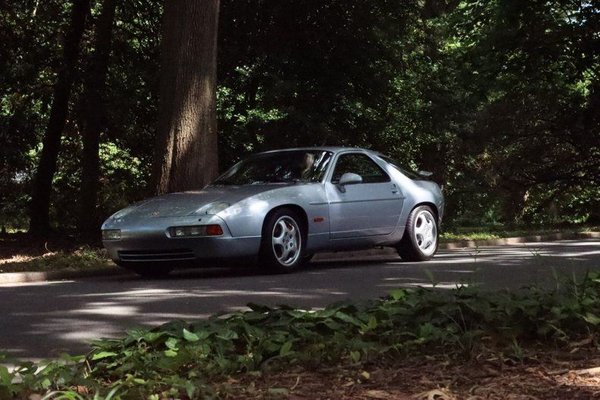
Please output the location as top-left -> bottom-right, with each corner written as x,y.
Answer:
325,152 -> 404,239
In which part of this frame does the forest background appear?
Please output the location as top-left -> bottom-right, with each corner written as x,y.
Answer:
0,0 -> 598,237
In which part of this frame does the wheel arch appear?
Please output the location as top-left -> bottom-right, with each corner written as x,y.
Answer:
412,202 -> 439,224
261,204 -> 309,239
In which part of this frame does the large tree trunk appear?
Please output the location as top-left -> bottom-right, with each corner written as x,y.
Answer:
29,0 -> 90,235
79,0 -> 117,237
153,0 -> 220,194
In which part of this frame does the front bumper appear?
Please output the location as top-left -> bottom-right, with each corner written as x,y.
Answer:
102,215 -> 261,265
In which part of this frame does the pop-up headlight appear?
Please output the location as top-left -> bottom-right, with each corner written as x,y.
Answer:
193,202 -> 230,215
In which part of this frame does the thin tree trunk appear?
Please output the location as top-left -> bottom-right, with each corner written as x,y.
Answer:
153,0 -> 220,194
79,0 -> 117,237
29,0 -> 90,235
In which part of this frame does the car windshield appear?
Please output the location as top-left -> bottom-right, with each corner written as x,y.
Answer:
213,150 -> 334,185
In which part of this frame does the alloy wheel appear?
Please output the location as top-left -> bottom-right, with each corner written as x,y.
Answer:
271,215 -> 302,266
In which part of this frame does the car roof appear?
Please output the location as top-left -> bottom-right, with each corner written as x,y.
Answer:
258,146 -> 376,155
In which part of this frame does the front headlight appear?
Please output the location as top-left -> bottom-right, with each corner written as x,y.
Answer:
102,229 -> 121,240
193,202 -> 230,215
169,225 -> 223,237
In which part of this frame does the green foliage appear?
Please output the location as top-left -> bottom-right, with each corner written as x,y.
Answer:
439,0 -> 600,225
217,0 -> 425,167
0,0 -> 160,232
3,273 -> 600,398
0,0 -> 598,232
23,136 -> 148,231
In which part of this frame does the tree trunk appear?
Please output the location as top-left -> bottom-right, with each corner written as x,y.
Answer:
29,0 -> 90,235
79,0 -> 117,237
153,0 -> 220,194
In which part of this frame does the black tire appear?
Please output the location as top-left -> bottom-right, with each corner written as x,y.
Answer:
118,262 -> 173,278
397,205 -> 439,261
259,208 -> 308,273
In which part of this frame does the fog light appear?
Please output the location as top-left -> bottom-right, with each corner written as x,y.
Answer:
102,229 -> 121,240
169,225 -> 223,238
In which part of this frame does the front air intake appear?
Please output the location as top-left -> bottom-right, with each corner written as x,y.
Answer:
118,249 -> 195,262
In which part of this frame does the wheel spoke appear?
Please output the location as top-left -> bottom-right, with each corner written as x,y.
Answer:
275,221 -> 287,238
287,224 -> 296,235
279,246 -> 291,261
273,235 -> 285,246
414,218 -> 426,235
422,237 -> 432,249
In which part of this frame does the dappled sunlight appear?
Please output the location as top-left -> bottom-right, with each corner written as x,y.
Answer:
71,303 -> 139,316
0,280 -> 74,288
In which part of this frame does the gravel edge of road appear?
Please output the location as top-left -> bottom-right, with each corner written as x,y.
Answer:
1,231 -> 598,285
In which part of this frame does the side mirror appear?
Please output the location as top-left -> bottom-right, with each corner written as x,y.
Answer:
337,172 -> 363,192
418,170 -> 433,178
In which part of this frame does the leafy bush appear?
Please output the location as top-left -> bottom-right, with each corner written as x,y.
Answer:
2,273 -> 600,399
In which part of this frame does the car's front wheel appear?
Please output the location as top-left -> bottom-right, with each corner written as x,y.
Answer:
397,205 -> 439,261
260,208 -> 307,273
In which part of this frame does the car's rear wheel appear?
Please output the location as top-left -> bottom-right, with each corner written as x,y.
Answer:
117,262 -> 173,278
260,208 -> 307,273
397,205 -> 438,261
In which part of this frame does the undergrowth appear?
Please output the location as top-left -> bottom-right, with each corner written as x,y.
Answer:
2,272 -> 600,399
0,247 -> 112,273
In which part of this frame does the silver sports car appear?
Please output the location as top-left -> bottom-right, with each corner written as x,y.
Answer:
102,147 -> 444,276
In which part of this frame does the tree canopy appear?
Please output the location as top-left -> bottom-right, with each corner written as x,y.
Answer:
0,0 -> 598,234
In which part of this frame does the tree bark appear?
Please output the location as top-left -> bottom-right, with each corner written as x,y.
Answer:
29,0 -> 90,235
153,0 -> 220,194
79,0 -> 117,237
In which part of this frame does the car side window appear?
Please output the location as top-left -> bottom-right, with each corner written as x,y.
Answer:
331,153 -> 391,184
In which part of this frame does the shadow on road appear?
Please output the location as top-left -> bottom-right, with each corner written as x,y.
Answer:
1,239 -> 599,360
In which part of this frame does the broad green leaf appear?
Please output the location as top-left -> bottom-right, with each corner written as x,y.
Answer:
389,289 -> 407,301
185,381 -> 197,398
0,365 -> 11,385
279,340 -> 293,356
583,313 -> 600,325
216,330 -> 238,340
335,311 -> 363,327
183,328 -> 200,342
91,351 -> 118,361
165,337 -> 179,350
164,349 -> 178,357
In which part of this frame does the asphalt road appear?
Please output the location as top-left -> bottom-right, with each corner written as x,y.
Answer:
1,239 -> 599,360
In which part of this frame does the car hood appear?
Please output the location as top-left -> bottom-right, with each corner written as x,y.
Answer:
113,185 -> 286,220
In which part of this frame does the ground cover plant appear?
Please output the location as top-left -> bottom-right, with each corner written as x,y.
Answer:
2,272 -> 600,399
